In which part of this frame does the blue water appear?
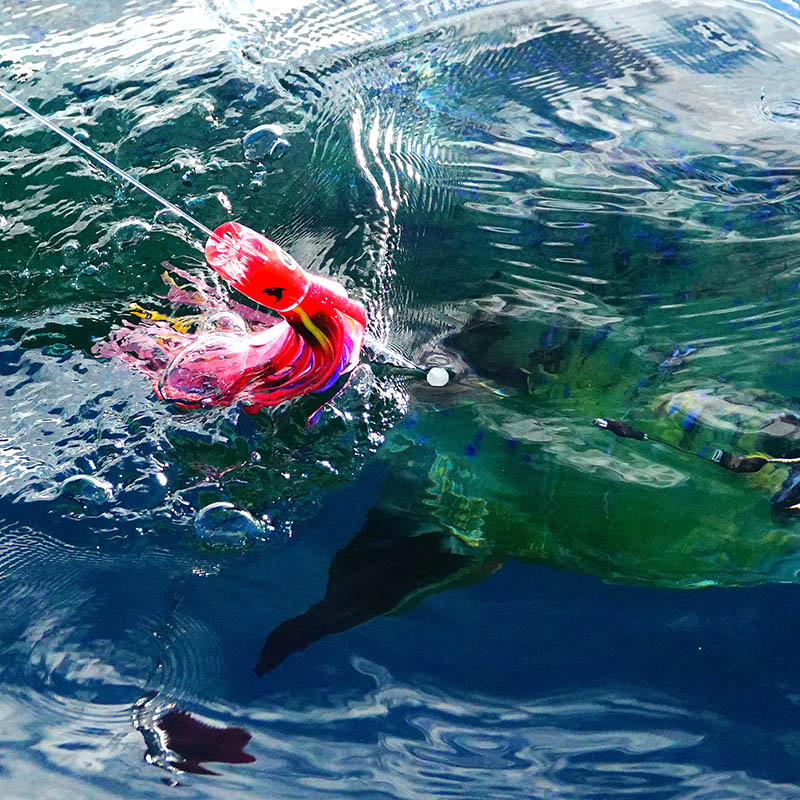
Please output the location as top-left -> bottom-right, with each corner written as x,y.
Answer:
4,0 -> 800,796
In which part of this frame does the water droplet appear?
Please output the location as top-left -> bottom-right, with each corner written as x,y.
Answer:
60,474 -> 114,505
243,124 -> 290,161
194,502 -> 262,548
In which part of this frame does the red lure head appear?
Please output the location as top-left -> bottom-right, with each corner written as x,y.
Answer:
204,222 -> 366,327
205,221 -> 310,313
192,221 -> 368,413
98,224 -> 367,414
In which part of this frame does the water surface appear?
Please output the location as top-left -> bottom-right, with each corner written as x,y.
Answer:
3,0 -> 800,796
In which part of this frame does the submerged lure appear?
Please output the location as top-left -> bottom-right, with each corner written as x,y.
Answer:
0,85 -> 367,412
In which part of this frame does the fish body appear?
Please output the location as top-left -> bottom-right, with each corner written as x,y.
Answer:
255,317 -> 800,672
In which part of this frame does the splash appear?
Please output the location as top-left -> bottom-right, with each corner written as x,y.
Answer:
0,85 -> 367,415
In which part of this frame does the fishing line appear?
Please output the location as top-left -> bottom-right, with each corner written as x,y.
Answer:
0,83 -> 352,302
0,84 -> 455,387
0,85 -> 216,240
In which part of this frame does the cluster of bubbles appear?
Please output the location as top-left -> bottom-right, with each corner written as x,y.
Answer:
243,124 -> 290,191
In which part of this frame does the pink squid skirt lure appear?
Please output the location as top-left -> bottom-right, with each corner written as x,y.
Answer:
95,223 -> 367,414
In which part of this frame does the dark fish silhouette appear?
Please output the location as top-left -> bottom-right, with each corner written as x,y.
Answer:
257,507 -> 482,675
157,710 -> 255,775
255,309 -> 800,674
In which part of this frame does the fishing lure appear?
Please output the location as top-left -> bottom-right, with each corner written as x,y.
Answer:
0,85 -> 367,413
107,222 -> 366,413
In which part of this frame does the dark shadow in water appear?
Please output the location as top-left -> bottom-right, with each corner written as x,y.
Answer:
257,508 -> 478,675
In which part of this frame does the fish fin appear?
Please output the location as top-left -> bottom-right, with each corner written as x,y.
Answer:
256,509 -> 473,675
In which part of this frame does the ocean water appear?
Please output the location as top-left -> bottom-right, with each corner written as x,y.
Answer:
3,0 -> 800,796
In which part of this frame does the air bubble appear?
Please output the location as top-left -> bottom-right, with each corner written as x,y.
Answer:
199,311 -> 247,334
194,502 -> 262,548
110,218 -> 151,249
60,474 -> 114,505
62,239 -> 81,267
243,124 -> 289,161
159,331 -> 249,405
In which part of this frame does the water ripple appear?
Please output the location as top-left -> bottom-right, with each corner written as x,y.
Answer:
233,658 -> 800,799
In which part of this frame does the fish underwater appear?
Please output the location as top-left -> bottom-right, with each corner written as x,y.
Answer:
233,1 -> 800,673
4,0 -> 800,684
256,308 -> 800,673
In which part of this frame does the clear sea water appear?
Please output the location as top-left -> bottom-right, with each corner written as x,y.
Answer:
4,0 -> 800,796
